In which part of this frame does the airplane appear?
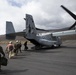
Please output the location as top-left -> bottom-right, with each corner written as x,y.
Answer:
5,5 -> 76,49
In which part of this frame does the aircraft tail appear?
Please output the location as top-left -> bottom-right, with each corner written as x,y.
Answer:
6,21 -> 16,39
25,14 -> 37,39
61,5 -> 76,20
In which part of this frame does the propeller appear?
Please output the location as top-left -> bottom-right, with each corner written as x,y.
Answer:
61,5 -> 76,20
69,21 -> 76,30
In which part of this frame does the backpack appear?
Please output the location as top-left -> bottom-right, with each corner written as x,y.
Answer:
9,44 -> 13,51
1,57 -> 8,66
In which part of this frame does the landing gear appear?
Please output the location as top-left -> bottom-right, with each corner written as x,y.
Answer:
58,44 -> 61,47
53,44 -> 61,48
31,45 -> 42,50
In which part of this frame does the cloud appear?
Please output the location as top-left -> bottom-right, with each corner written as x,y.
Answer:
0,0 -> 76,34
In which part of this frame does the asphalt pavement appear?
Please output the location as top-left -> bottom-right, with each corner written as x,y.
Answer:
0,40 -> 76,75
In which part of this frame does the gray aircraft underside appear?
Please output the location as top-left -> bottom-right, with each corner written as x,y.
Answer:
5,5 -> 76,49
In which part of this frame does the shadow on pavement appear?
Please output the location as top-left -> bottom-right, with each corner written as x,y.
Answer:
61,45 -> 76,49
0,69 -> 28,75
25,47 -> 62,53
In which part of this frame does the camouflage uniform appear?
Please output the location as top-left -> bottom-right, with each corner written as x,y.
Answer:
14,41 -> 19,55
14,40 -> 22,55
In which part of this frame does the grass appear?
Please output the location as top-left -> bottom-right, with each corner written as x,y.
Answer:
0,40 -> 31,44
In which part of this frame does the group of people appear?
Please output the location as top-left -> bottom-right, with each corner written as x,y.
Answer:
0,40 -> 28,71
6,40 -> 22,59
6,40 -> 28,59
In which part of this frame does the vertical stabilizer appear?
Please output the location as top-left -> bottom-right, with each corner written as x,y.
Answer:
25,14 -> 37,39
6,21 -> 16,39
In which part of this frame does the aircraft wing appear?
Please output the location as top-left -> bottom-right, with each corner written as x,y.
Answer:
52,5 -> 76,37
52,30 -> 76,36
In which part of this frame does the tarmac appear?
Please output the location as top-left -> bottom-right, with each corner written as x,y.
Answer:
0,40 -> 76,75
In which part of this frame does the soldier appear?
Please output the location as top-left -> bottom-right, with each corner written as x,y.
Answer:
24,41 -> 28,51
14,40 -> 19,55
18,41 -> 22,53
0,46 -> 5,71
6,41 -> 14,59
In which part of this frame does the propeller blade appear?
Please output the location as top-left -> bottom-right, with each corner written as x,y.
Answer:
61,5 -> 76,20
69,21 -> 76,30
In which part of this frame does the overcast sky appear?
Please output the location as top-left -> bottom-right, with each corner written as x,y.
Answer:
0,0 -> 76,34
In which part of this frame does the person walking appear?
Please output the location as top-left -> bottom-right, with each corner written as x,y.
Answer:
18,41 -> 22,53
24,41 -> 28,51
6,41 -> 14,59
14,40 -> 19,55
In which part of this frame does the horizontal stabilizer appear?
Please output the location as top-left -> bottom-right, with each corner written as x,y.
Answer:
61,5 -> 76,20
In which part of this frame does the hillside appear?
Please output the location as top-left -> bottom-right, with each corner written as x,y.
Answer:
0,34 -> 76,43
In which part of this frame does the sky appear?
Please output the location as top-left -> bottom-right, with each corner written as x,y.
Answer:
0,0 -> 76,34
